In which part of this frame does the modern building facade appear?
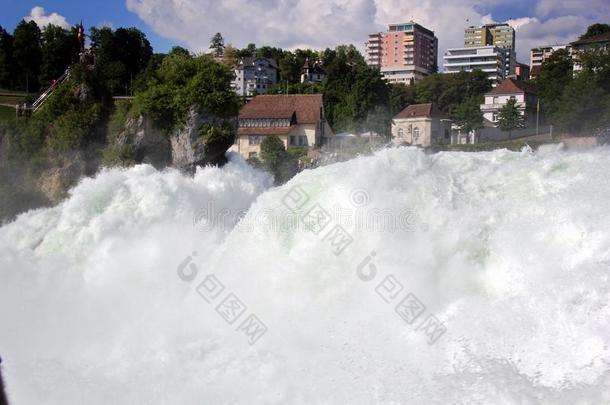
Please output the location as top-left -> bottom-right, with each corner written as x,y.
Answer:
365,22 -> 438,84
443,46 -> 509,83
230,94 -> 333,159
529,45 -> 569,78
462,23 -> 516,77
391,103 -> 452,147
465,23 -> 515,49
232,57 -> 278,97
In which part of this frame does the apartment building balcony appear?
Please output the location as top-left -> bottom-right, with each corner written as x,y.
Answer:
443,60 -> 501,67
480,102 -> 526,112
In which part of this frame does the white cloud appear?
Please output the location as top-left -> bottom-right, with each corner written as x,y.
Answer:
535,0 -> 610,19
25,6 -> 70,29
125,0 -> 609,67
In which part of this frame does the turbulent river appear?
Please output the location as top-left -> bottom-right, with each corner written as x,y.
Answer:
1,146 -> 610,404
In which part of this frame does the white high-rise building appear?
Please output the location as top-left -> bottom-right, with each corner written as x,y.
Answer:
443,46 -> 509,83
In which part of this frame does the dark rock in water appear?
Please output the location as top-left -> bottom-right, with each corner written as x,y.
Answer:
169,106 -> 236,172
37,152 -> 86,204
117,115 -> 171,169
115,105 -> 236,172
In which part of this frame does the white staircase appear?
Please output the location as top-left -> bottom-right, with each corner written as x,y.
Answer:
31,69 -> 70,113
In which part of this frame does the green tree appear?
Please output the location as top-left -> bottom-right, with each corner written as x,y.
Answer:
0,26 -> 14,88
580,23 -> 610,39
452,97 -> 484,134
39,24 -> 80,86
236,43 -> 256,58
169,46 -> 190,57
13,20 -> 42,92
222,44 -> 238,67
132,52 -> 238,133
323,44 -> 389,131
260,135 -> 297,184
90,26 -> 152,95
210,32 -> 225,57
553,50 -> 610,133
389,83 -> 417,115
497,98 -> 525,137
536,48 -> 573,122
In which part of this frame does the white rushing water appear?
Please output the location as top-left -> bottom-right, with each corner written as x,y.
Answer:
1,146 -> 610,404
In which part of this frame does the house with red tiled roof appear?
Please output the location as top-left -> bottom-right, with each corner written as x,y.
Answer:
480,78 -> 538,127
391,103 -> 452,146
230,94 -> 333,159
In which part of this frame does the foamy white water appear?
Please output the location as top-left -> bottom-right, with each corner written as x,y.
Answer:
1,146 -> 610,404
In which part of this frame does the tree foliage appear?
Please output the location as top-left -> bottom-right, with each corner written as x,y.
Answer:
535,49 -> 573,121
452,97 -> 484,133
39,24 -> 80,86
12,20 -> 42,92
90,26 -> 152,95
260,135 -> 297,184
210,33 -> 225,57
497,98 -> 525,134
131,52 -> 239,133
580,24 -> 610,39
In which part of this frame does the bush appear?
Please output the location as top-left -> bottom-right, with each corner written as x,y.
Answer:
131,54 -> 239,133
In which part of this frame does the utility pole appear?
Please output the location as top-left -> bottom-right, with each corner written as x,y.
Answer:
536,99 -> 540,136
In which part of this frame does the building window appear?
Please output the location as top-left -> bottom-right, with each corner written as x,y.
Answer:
248,152 -> 258,158
249,135 -> 262,145
298,136 -> 307,146
492,113 -> 498,122
413,127 -> 420,141
289,135 -> 297,146
398,128 -> 404,138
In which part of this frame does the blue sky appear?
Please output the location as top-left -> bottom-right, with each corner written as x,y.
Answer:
1,1 -> 608,64
0,0 -> 181,52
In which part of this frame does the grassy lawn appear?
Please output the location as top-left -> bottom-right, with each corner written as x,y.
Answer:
0,94 -> 25,105
0,105 -> 16,122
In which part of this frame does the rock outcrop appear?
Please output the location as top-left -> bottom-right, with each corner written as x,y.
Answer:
114,105 -> 236,172
116,115 -> 171,169
37,153 -> 86,204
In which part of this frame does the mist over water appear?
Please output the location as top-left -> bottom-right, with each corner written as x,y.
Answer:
1,146 -> 610,404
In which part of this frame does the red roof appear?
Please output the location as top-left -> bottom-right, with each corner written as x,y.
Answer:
486,78 -> 536,95
239,94 -> 323,124
393,103 -> 447,119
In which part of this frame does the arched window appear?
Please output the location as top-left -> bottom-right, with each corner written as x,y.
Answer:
398,128 -> 404,138
413,127 -> 420,141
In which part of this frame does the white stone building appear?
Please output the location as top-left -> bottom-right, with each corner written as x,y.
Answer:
480,78 -> 538,127
232,57 -> 278,97
391,103 -> 452,147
